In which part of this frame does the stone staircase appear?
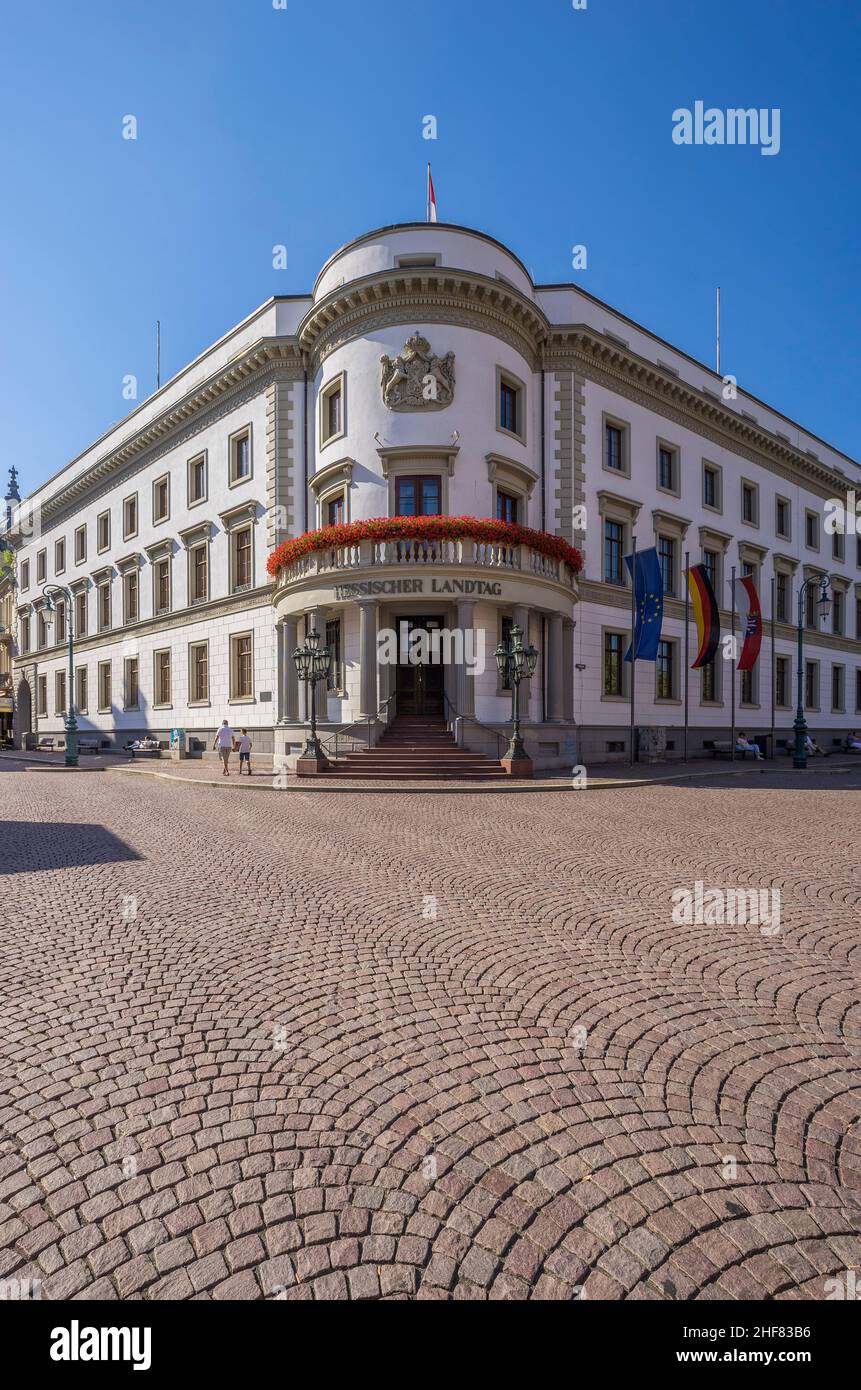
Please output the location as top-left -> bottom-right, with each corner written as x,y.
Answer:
324,716 -> 508,781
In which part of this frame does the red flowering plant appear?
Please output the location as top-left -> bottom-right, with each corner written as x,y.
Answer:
267,516 -> 583,578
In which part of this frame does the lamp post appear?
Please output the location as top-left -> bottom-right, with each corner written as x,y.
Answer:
793,574 -> 831,770
42,584 -> 78,768
293,626 -> 332,772
495,623 -> 539,775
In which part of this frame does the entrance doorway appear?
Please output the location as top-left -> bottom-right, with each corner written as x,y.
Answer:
395,616 -> 446,717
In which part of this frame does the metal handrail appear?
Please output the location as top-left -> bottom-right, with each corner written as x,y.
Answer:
318,692 -> 397,760
443,693 -> 507,759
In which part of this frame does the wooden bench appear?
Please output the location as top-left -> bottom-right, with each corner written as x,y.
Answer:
704,739 -> 759,761
78,737 -> 102,755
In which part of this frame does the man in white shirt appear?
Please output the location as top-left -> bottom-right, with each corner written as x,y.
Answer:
213,721 -> 235,776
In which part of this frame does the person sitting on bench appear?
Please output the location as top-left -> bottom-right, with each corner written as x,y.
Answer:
845,731 -> 861,753
804,734 -> 828,757
736,732 -> 763,760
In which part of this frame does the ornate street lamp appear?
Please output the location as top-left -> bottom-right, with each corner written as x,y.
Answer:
793,574 -> 831,770
495,624 -> 539,770
42,584 -> 78,768
293,627 -> 332,769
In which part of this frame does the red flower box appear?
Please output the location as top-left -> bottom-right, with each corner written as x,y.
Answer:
267,516 -> 583,578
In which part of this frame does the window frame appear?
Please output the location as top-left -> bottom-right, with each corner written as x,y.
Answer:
75,666 -> 88,715
656,440 -> 680,498
153,555 -> 172,617
228,426 -> 253,487
229,631 -> 254,703
187,451 -> 208,507
152,474 -> 170,526
601,627 -> 630,701
98,660 -> 112,714
319,374 -> 346,450
153,648 -> 172,709
54,538 -> 66,575
496,367 -> 527,445
230,524 -> 254,595
740,479 -> 760,528
74,525 -> 87,565
123,656 -> 140,711
602,414 -> 630,478
189,540 -> 210,606
775,495 -> 792,541
97,510 -> 111,554
188,640 -> 210,706
122,493 -> 139,543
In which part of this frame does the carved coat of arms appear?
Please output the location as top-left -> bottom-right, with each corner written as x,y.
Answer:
380,333 -> 455,411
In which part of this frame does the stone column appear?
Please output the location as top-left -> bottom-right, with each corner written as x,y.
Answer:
357,600 -> 378,720
512,605 -> 531,719
278,617 -> 299,723
547,613 -> 565,722
456,600 -> 476,718
562,619 -> 575,721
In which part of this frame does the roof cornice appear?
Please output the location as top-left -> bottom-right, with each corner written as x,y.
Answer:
35,340 -> 303,526
548,327 -> 857,498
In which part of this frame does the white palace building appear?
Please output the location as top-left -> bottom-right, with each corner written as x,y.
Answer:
6,221 -> 861,770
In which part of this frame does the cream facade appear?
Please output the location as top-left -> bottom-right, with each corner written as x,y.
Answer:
8,222 -> 860,766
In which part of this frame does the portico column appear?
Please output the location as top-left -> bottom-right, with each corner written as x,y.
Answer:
562,618 -> 575,721
456,600 -> 476,718
278,617 -> 299,723
512,605 -> 531,718
547,613 -> 565,722
357,599 -> 379,720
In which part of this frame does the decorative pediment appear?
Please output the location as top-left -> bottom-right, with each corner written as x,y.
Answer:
144,538 -> 174,561
219,501 -> 259,531
772,552 -> 799,573
486,453 -> 539,499
310,457 -> 354,498
90,564 -> 114,585
699,525 -> 732,553
738,540 -> 769,566
597,490 -> 642,523
377,444 -> 459,478
178,520 -> 213,548
115,551 -> 142,573
652,509 -> 692,539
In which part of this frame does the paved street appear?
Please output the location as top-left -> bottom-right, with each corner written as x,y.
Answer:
1,763 -> 860,1301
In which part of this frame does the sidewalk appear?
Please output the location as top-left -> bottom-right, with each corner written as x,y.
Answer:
3,748 -> 859,793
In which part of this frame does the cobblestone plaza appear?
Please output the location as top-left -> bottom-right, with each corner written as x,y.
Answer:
2,764 -> 860,1301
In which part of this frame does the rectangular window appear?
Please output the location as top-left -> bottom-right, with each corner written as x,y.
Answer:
231,634 -> 253,700
74,525 -> 87,564
56,599 -> 66,644
153,475 -> 170,524
496,489 -> 519,524
395,475 -> 441,517
230,429 -> 252,483
326,495 -> 344,527
123,494 -> 138,541
857,596 -> 861,641
154,650 -> 171,707
97,510 -> 110,552
123,569 -> 139,624
702,548 -> 719,596
21,559 -> 30,590
740,668 -> 755,705
702,661 -> 718,703
832,665 -> 844,712
604,519 -> 625,586
75,667 -> 87,713
75,590 -> 88,638
605,422 -> 624,472
326,619 -> 344,693
603,631 -> 625,697
154,557 -> 171,615
98,582 -> 112,632
656,640 -> 675,700
703,464 -> 720,509
191,543 -> 208,604
499,380 -> 519,436
806,583 -> 819,629
776,572 -> 790,624
21,614 -> 31,654
37,611 -> 47,649
657,445 -> 677,493
55,670 -> 66,715
741,482 -> 759,525
805,511 -> 819,550
36,549 -> 47,583
833,529 -> 845,562
55,538 -> 66,574
775,497 -> 791,540
320,380 -> 344,445
833,589 -> 844,636
124,657 -> 139,710
188,453 -> 207,505
98,661 -> 112,712
190,642 -> 209,703
805,660 -> 818,709
37,674 -> 47,718
775,656 -> 790,708
232,526 -> 253,593
857,669 -> 861,713
658,535 -> 676,596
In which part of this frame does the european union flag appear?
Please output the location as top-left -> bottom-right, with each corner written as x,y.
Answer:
624,547 -> 664,661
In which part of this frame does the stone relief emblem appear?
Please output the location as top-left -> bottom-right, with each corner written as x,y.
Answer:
380,333 -> 455,411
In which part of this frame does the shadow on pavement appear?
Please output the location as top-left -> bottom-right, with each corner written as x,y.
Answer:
0,821 -> 143,874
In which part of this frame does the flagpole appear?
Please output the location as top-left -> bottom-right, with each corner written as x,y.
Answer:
730,565 -> 737,763
426,163 -> 431,224
773,572 -> 778,761
684,550 -> 690,762
629,534 -> 637,768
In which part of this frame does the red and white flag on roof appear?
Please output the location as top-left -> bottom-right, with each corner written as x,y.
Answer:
733,575 -> 763,671
427,164 -> 437,223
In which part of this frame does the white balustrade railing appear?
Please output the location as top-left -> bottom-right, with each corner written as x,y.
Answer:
278,535 -> 574,589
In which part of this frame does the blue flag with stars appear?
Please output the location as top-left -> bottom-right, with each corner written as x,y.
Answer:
624,547 -> 664,661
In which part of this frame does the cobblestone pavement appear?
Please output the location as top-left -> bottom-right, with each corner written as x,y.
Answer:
1,765 -> 860,1301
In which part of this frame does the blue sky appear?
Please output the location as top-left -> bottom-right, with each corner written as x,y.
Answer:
2,0 -> 859,498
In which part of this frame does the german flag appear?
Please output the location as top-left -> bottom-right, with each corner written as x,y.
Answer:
687,563 -> 720,668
